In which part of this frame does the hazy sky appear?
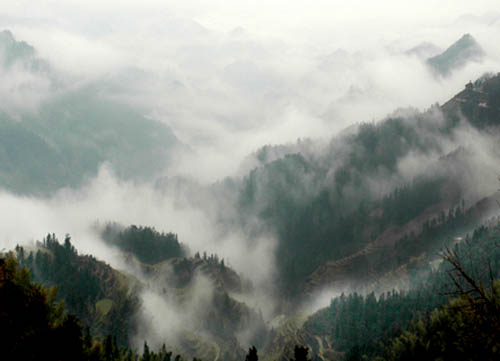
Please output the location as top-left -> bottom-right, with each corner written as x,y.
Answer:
2,1 -> 500,181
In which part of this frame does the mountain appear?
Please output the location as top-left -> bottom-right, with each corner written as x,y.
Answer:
146,73 -> 500,358
15,234 -> 141,345
235,73 -> 500,298
0,252 -> 191,361
0,29 -> 36,66
441,72 -> 500,127
139,256 -> 266,361
2,32 -> 500,360
427,34 -> 485,76
8,216 -> 500,361
0,31 -> 182,195
14,230 -> 267,361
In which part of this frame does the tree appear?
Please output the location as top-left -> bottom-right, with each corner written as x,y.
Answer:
383,245 -> 500,360
290,346 -> 310,361
142,341 -> 151,361
245,346 -> 258,361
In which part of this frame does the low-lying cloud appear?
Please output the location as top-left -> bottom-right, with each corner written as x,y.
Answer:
2,1 -> 500,355
2,3 -> 500,182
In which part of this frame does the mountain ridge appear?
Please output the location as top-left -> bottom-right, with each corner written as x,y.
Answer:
427,33 -> 485,76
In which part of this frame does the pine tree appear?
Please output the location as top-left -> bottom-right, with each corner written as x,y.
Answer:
245,346 -> 258,361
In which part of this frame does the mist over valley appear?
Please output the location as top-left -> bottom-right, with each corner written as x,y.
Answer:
2,2 -> 500,360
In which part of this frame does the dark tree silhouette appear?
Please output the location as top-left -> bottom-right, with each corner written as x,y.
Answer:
290,346 -> 310,361
245,346 -> 258,361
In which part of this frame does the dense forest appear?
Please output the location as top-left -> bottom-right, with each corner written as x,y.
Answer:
0,255 -> 192,361
15,234 -> 140,345
304,220 -> 500,360
238,74 -> 500,296
100,223 -> 186,265
3,220 -> 499,360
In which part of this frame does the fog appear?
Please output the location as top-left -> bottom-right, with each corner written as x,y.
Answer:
2,1 -> 500,356
2,2 -> 500,181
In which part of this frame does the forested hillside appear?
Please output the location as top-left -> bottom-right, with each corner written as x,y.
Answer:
0,254 -> 192,361
11,231 -> 266,361
15,234 -> 140,345
101,223 -> 186,265
262,219 -> 500,361
236,73 -> 500,297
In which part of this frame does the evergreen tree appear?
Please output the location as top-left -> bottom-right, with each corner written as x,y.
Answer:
245,346 -> 258,361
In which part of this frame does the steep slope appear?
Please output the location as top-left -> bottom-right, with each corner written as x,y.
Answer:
14,231 -> 267,360
15,235 -> 141,346
442,72 -> 500,128
236,73 -> 500,299
427,34 -> 485,76
0,29 -> 50,71
300,219 -> 500,361
133,254 -> 267,361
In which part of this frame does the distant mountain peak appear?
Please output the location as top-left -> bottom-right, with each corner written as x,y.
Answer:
427,33 -> 485,76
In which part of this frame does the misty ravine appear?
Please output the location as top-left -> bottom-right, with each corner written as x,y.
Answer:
2,2 -> 500,361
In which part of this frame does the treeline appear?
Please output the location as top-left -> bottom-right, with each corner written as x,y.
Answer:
16,234 -> 139,345
0,255 -> 187,361
305,220 -> 500,360
237,110 -> 455,295
381,255 -> 500,360
194,251 -> 226,268
392,199 -> 475,269
101,223 -> 186,265
379,177 -> 445,227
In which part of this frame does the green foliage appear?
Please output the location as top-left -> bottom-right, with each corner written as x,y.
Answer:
0,255 -> 84,360
380,177 -> 445,227
101,223 -> 186,265
391,200 -> 471,267
382,265 -> 500,360
16,234 -> 139,346
305,220 -> 500,360
306,289 -> 444,357
237,105 -> 453,295
0,254 -> 186,361
235,73 -> 500,297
